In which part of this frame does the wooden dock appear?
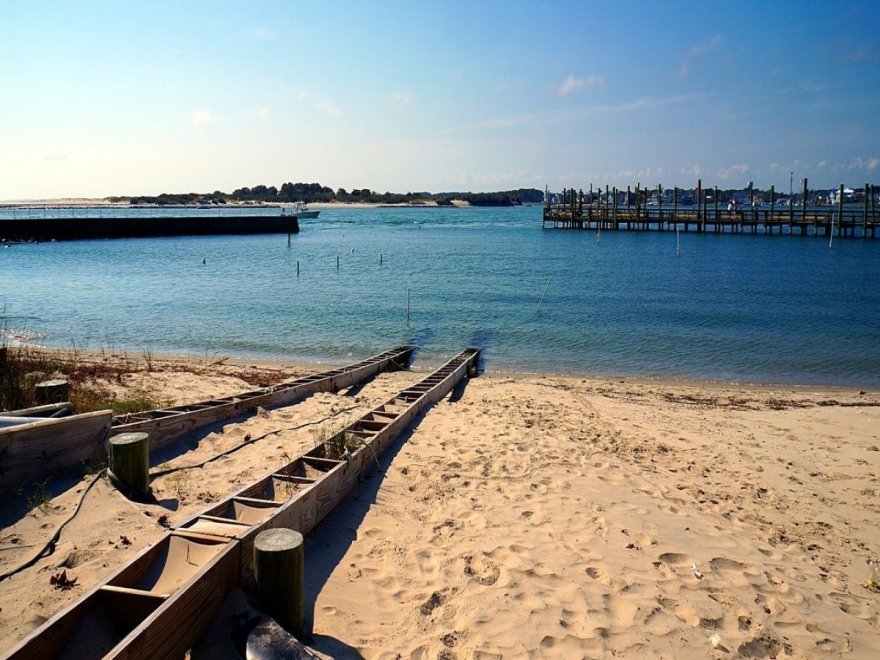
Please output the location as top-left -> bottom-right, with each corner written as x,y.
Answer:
543,182 -> 879,238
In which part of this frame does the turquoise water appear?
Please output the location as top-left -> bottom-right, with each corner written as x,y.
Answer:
2,206 -> 879,386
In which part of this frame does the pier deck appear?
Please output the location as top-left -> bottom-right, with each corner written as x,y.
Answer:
544,205 -> 879,238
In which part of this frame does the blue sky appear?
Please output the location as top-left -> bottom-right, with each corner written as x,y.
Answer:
1,0 -> 878,199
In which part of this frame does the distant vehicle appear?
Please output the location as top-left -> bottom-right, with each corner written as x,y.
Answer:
282,201 -> 320,218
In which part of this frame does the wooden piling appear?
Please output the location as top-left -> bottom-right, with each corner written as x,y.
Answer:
769,185 -> 775,232
802,177 -> 808,227
838,184 -> 844,238
109,432 -> 150,498
35,379 -> 69,405
864,183 -> 870,238
254,528 -> 306,639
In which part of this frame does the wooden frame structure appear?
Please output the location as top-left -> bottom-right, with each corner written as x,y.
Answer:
0,346 -> 413,491
4,348 -> 480,659
111,345 -> 415,451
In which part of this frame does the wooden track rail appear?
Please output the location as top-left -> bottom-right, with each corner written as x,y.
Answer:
4,348 -> 480,659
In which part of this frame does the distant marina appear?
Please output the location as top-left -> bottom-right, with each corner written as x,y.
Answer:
544,181 -> 879,238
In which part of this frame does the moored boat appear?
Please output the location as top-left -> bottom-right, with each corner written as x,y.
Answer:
281,201 -> 319,218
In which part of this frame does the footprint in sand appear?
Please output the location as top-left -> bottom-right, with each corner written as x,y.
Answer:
463,553 -> 500,586
737,632 -> 787,658
585,566 -> 615,587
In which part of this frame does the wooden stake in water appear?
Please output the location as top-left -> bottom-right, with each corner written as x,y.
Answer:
535,277 -> 551,315
380,252 -> 383,265
337,255 -> 340,269
407,288 -> 411,323
297,260 -> 300,276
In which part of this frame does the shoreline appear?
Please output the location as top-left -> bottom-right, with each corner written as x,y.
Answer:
10,343 -> 880,393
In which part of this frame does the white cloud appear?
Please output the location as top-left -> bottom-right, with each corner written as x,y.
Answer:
191,108 -> 217,125
476,93 -> 696,131
558,73 -> 605,97
252,107 -> 270,120
717,164 -> 750,181
868,158 -> 879,171
817,160 -> 827,169
390,90 -> 413,108
253,27 -> 277,40
315,101 -> 343,118
678,34 -> 722,78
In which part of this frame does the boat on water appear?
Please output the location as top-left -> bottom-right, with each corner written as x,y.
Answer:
281,201 -> 319,218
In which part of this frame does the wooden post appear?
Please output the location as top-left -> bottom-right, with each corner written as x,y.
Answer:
697,179 -> 702,231
109,432 -> 150,498
635,183 -> 641,226
769,185 -> 775,233
336,255 -> 339,270
657,183 -> 663,229
802,177 -> 808,229
864,183 -> 869,238
837,184 -> 844,238
714,186 -> 719,232
673,186 -> 678,226
612,186 -> 618,225
35,378 -> 69,405
254,528 -> 306,639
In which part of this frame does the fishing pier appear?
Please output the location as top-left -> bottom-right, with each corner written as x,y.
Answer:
543,181 -> 879,239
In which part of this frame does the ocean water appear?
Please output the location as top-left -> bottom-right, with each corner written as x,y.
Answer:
2,206 -> 879,386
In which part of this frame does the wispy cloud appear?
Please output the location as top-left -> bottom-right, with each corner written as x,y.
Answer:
251,107 -> 270,120
253,27 -> 278,41
869,158 -> 880,171
834,41 -> 874,64
678,34 -> 722,78
315,101 -> 343,118
558,73 -> 605,97
390,90 -> 413,108
298,90 -> 344,118
716,163 -> 750,181
476,93 -> 698,130
191,108 -> 217,125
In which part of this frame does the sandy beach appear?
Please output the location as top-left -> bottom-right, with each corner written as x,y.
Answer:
1,352 -> 878,658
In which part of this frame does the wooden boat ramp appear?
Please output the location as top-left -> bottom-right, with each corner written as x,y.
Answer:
0,346 -> 413,492
3,348 -> 480,659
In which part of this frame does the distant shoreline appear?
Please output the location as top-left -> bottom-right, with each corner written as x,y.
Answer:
0,199 -> 473,209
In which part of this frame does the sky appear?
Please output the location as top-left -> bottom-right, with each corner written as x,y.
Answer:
1,0 -> 878,199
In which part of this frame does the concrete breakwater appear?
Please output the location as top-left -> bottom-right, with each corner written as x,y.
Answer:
0,211 -> 299,241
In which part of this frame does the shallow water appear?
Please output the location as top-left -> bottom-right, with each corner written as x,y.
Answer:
2,206 -> 879,386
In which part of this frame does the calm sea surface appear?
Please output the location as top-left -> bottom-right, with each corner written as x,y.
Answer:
2,206 -> 879,386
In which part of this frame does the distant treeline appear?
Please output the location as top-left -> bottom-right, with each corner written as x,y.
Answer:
114,183 -> 544,207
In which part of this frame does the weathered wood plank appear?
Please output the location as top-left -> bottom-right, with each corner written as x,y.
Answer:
0,411 -> 112,490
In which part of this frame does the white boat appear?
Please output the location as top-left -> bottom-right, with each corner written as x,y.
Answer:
282,201 -> 320,218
